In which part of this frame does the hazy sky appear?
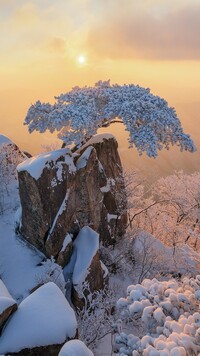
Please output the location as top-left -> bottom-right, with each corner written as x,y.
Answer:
0,0 -> 200,156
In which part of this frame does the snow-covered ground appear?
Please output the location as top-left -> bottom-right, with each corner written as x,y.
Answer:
0,216 -> 45,301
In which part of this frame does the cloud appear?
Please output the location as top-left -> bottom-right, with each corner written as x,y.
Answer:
2,0 -> 200,63
11,2 -> 39,26
0,0 -> 16,4
46,37 -> 67,53
86,1 -> 200,60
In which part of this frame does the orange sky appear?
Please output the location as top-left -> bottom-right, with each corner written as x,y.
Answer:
0,0 -> 200,164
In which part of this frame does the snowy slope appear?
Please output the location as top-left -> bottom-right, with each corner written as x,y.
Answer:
0,143 -> 65,301
133,231 -> 200,276
0,218 -> 46,301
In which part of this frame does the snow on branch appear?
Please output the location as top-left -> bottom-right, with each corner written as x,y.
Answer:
24,80 -> 195,158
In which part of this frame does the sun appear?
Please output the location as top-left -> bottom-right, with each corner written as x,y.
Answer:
77,55 -> 86,64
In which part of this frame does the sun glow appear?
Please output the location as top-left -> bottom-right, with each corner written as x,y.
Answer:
77,55 -> 86,64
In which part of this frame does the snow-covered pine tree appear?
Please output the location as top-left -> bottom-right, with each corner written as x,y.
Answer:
24,80 -> 195,158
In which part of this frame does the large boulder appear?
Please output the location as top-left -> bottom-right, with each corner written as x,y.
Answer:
45,146 -> 104,265
75,146 -> 104,231
70,227 -> 106,309
77,134 -> 127,244
59,340 -> 94,356
17,134 -> 127,263
0,134 -> 27,162
17,148 -> 76,254
0,282 -> 77,356
0,280 -> 17,335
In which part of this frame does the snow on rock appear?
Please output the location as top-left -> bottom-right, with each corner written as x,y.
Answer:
0,297 -> 16,318
107,213 -> 118,222
77,133 -> 116,153
47,189 -> 71,240
70,226 -> 105,309
76,146 -> 94,170
0,280 -> 16,315
0,280 -> 17,333
0,134 -> 27,162
115,276 -> 200,355
0,280 -> 13,299
61,234 -> 72,252
17,148 -> 76,180
72,226 -> 99,285
0,282 -> 77,354
56,233 -> 73,267
58,340 -> 94,356
100,260 -> 109,279
100,181 -> 111,193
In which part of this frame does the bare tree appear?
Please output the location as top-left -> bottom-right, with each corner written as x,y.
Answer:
125,170 -> 200,253
76,281 -> 120,352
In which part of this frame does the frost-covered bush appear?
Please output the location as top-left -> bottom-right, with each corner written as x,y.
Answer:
77,283 -> 117,347
24,80 -> 195,158
127,170 -> 200,253
0,143 -> 25,214
115,276 -> 200,355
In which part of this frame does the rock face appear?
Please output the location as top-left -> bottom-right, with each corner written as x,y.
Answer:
17,134 -> 127,265
17,149 -> 76,255
75,147 -> 103,231
86,135 -> 127,244
2,344 -> 64,356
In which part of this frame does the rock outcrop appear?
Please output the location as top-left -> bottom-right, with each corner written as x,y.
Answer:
0,134 -> 27,163
80,134 -> 127,244
69,227 -> 106,309
75,147 -> 104,231
17,148 -> 76,256
17,134 -> 127,265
